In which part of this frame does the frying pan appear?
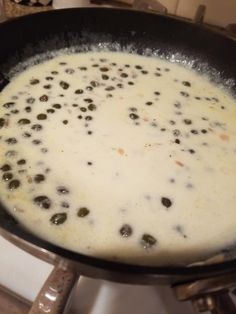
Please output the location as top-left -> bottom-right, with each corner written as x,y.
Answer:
0,7 -> 236,313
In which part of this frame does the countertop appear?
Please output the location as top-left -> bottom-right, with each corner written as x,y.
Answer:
4,0 -> 52,19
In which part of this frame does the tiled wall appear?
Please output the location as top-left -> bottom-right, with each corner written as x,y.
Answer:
162,0 -> 236,27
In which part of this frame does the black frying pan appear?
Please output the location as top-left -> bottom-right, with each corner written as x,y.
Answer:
0,8 -> 236,287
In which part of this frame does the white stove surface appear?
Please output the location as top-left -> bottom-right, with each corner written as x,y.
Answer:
0,236 -> 204,314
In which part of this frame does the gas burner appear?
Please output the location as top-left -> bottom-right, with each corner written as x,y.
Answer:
174,271 -> 236,313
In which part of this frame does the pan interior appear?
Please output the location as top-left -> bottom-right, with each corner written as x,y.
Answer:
1,49 -> 236,267
0,9 -> 236,277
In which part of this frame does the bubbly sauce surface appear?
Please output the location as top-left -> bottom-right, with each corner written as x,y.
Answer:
0,52 -> 236,265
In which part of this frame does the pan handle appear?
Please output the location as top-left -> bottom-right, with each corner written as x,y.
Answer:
28,263 -> 79,314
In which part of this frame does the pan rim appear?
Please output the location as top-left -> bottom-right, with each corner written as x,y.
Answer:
0,7 -> 236,281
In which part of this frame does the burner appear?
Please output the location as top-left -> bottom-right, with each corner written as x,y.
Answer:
174,272 -> 236,313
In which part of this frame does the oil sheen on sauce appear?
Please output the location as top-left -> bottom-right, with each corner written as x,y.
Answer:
0,51 -> 236,266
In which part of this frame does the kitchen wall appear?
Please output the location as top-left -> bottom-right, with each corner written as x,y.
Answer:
53,0 -> 236,28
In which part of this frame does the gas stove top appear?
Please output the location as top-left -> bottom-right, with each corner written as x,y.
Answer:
0,236 -> 197,314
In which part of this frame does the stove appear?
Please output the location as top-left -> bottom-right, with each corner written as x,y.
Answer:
0,1 -> 236,313
0,236 -> 197,314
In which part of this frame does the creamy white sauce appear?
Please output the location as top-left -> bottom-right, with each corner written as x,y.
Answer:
0,51 -> 236,266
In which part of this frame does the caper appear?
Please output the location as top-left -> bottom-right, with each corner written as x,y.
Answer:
119,224 -> 132,237
18,118 -> 31,125
77,207 -> 90,217
8,179 -> 20,190
161,197 -> 172,208
50,212 -> 67,225
141,234 -> 157,249
34,195 -> 51,209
